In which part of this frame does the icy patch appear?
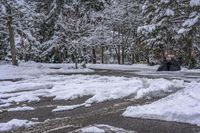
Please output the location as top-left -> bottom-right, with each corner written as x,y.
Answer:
123,82 -> 200,126
0,119 -> 34,132
70,124 -> 136,133
8,106 -> 34,112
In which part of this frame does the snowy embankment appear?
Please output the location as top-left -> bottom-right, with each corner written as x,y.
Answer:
123,81 -> 200,126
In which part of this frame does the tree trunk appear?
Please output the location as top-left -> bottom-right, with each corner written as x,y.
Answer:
186,38 -> 195,69
121,46 -> 125,64
75,55 -> 78,69
83,47 -> 87,63
74,50 -> 78,69
92,47 -> 96,64
7,11 -> 18,66
117,45 -> 120,64
101,45 -> 104,64
131,52 -> 135,64
135,53 -> 140,63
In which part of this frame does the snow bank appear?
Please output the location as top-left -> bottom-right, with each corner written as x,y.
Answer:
0,62 -> 187,112
135,79 -> 183,99
51,76 -> 184,106
123,82 -> 200,126
0,119 -> 33,132
0,74 -> 184,110
50,76 -> 184,111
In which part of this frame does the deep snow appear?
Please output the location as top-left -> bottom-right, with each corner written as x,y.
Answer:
123,81 -> 200,126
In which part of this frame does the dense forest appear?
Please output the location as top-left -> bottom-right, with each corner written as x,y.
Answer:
0,0 -> 199,68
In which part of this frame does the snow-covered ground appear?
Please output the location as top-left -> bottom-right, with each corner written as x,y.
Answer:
123,81 -> 200,126
0,74 -> 184,112
0,63 -> 184,110
0,61 -> 94,80
1,62 -> 200,131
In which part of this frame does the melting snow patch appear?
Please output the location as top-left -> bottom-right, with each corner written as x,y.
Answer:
52,104 -> 83,112
0,103 -> 11,108
70,124 -> 137,133
123,82 -> 200,126
0,119 -> 34,132
8,106 -> 34,112
80,126 -> 105,133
